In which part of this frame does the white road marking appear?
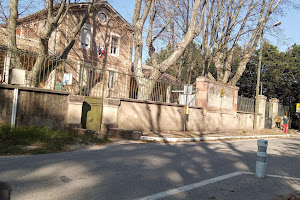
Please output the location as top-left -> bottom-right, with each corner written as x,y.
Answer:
137,171 -> 300,200
267,174 -> 300,181
137,171 -> 244,200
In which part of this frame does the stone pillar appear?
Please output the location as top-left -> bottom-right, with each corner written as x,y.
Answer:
233,89 -> 239,112
257,95 -> 267,129
195,76 -> 208,109
101,98 -> 120,132
166,85 -> 171,103
269,98 -> 279,129
67,95 -> 85,129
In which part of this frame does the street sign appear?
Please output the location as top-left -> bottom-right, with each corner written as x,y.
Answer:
296,103 -> 300,113
179,94 -> 195,106
184,84 -> 193,95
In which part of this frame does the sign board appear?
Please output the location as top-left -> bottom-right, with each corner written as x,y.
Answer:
63,73 -> 72,85
184,84 -> 193,95
220,89 -> 224,97
11,69 -> 25,85
297,103 -> 300,113
179,94 -> 195,106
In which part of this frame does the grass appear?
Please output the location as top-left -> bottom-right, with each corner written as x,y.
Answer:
0,124 -> 108,155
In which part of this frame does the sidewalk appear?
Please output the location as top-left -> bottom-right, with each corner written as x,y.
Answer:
140,128 -> 300,143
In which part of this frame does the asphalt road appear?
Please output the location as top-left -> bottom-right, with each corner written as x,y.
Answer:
1,138 -> 300,200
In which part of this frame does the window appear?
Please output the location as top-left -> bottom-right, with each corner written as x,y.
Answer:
81,24 -> 92,49
108,71 -> 115,89
110,35 -> 119,56
97,11 -> 108,24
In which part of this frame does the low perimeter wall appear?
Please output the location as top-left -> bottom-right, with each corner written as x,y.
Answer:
0,85 -> 70,129
1,84 -> 262,133
103,99 -> 261,132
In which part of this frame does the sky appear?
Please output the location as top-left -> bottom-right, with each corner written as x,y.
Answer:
109,0 -> 300,53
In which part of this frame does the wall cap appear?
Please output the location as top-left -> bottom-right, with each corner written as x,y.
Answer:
270,98 -> 279,103
69,95 -> 85,103
195,76 -> 239,90
0,84 -> 70,95
119,98 -> 203,109
258,95 -> 267,100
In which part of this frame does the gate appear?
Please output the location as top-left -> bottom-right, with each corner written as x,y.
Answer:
264,101 -> 272,129
80,64 -> 105,132
81,97 -> 103,132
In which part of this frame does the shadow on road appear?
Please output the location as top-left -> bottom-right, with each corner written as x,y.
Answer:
0,138 -> 300,200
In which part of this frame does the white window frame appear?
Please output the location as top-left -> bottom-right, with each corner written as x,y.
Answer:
109,33 -> 120,57
80,24 -> 93,50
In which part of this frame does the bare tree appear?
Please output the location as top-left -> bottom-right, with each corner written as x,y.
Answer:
6,0 -> 94,86
133,0 -> 207,100
198,0 -> 283,85
150,0 -> 294,87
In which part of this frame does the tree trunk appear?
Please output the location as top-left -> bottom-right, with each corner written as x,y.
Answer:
136,77 -> 156,100
30,37 -> 48,87
228,56 -> 250,85
7,0 -> 22,70
187,59 -> 196,84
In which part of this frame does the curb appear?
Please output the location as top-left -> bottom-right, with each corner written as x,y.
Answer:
140,134 -> 290,142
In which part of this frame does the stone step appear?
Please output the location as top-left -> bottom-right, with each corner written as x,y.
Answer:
108,128 -> 142,140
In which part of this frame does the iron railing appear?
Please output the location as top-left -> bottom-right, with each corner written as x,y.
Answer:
0,46 -> 184,104
237,96 -> 255,113
265,101 -> 270,117
278,104 -> 289,116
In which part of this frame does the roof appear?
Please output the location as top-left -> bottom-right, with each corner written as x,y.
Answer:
13,1 -> 132,30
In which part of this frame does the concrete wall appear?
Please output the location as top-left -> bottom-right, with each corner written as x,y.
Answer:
0,85 -> 70,129
195,76 -> 239,113
104,99 -> 260,132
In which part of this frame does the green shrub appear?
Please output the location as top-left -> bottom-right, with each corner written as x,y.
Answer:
0,124 -> 106,155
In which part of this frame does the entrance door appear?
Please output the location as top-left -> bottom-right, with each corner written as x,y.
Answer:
81,97 -> 103,132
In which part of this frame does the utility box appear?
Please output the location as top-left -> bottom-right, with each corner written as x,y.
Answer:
10,69 -> 26,85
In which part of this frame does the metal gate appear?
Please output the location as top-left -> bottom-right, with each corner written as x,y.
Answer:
80,64 -> 105,132
81,96 -> 103,132
264,101 -> 272,129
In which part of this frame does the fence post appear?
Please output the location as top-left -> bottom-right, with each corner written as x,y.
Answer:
257,95 -> 267,129
67,95 -> 85,129
11,88 -> 19,128
195,76 -> 208,109
269,98 -> 279,129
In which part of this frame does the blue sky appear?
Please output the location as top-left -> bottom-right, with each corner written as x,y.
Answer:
109,0 -> 300,53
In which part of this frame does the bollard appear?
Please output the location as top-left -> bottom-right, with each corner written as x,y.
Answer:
0,182 -> 12,200
256,139 -> 268,178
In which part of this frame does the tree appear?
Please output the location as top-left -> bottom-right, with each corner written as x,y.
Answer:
201,0 -> 284,85
132,0 -> 207,100
6,0 -> 94,86
237,42 -> 300,128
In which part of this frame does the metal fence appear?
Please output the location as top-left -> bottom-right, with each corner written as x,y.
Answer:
0,46 -> 184,104
237,96 -> 255,113
278,104 -> 289,116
